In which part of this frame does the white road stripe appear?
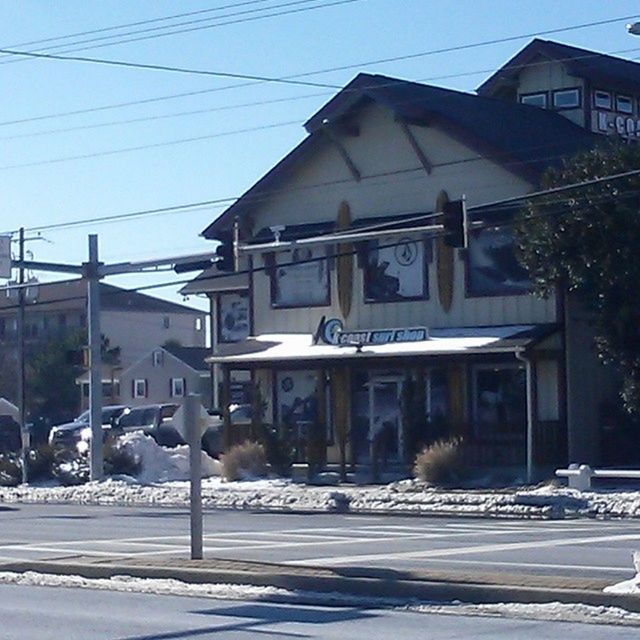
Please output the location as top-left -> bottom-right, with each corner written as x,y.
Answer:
294,531 -> 640,566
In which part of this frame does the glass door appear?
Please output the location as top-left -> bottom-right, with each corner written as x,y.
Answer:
369,376 -> 402,464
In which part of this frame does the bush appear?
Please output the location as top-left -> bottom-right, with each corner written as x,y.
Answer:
27,444 -> 55,482
222,440 -> 267,481
413,437 -> 464,486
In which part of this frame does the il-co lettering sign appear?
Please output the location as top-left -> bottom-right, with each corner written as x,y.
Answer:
596,111 -> 640,137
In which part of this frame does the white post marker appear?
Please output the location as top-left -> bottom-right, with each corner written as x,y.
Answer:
185,393 -> 203,560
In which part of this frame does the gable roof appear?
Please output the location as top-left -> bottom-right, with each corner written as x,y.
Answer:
477,38 -> 640,97
164,345 -> 210,372
203,72 -> 596,239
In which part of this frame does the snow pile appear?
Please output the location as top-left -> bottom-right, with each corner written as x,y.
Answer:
2,571 -> 640,627
116,432 -> 221,483
2,472 -> 640,519
604,551 -> 640,595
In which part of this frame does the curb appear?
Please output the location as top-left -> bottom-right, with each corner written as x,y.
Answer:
3,558 -> 639,613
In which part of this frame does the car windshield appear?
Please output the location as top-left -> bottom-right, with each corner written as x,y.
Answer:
231,404 -> 252,424
75,407 -> 125,424
118,407 -> 157,428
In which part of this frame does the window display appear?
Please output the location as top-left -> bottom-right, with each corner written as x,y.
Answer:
467,226 -> 530,296
218,291 -> 250,343
272,246 -> 329,307
364,237 -> 428,302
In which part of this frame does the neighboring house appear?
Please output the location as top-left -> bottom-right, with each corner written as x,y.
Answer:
0,279 -> 206,366
185,40 -> 640,478
118,345 -> 212,408
0,279 -> 207,414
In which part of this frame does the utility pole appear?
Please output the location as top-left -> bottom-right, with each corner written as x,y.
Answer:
86,235 -> 103,482
16,227 -> 27,485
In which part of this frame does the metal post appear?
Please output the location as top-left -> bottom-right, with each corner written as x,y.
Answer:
516,350 -> 535,484
185,393 -> 203,560
17,228 -> 27,485
87,235 -> 103,482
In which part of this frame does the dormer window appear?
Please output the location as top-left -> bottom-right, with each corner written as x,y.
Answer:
552,88 -> 580,110
520,92 -> 547,108
616,94 -> 633,114
594,90 -> 612,110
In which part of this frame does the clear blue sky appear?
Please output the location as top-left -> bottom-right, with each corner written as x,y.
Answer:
1,0 -> 639,311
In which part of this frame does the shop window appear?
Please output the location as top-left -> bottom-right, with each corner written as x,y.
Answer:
218,291 -> 250,342
364,237 -> 429,302
271,246 -> 329,308
466,225 -> 530,297
616,94 -> 633,114
472,365 -> 526,440
520,92 -> 547,108
276,370 -> 322,459
594,90 -> 612,110
552,88 -> 580,110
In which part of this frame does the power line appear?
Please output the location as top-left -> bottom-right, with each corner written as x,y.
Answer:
0,1 -> 272,53
4,170 -> 639,310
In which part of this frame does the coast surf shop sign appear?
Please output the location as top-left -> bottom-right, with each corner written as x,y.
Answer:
319,318 -> 428,345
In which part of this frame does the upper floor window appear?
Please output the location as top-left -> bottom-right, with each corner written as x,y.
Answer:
520,92 -> 547,108
152,350 -> 163,367
218,291 -> 250,343
552,88 -> 580,110
594,89 -> 612,110
162,316 -> 170,329
616,94 -> 633,114
271,246 -> 329,308
364,237 -> 430,303
466,224 -> 530,297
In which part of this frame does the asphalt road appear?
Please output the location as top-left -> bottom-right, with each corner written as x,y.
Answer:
0,504 -> 639,582
2,583 -> 638,640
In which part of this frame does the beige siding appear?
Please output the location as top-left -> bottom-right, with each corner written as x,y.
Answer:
249,104 -> 556,334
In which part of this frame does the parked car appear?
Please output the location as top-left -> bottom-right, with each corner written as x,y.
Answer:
0,415 -> 21,453
115,403 -> 181,447
201,403 -> 252,457
48,405 -> 128,457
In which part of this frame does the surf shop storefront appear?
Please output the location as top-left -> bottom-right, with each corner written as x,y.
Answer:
209,323 -> 565,481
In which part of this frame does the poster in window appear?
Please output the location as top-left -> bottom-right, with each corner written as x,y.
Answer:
467,227 -> 530,296
277,371 -> 318,428
218,292 -> 250,343
364,237 -> 427,302
273,246 -> 329,307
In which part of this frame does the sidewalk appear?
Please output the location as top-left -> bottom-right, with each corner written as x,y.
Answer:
2,553 -> 639,612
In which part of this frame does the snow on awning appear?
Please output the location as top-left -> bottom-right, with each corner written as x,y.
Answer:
208,324 -> 557,366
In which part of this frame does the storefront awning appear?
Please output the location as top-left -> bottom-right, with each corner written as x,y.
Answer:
208,324 -> 558,366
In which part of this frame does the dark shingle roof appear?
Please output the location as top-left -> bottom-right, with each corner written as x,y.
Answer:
164,345 -> 210,371
203,72 -> 596,239
477,39 -> 640,97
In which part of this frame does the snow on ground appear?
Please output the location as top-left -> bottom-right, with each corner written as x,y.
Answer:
604,552 -> 640,594
2,434 -> 640,518
1,571 -> 639,627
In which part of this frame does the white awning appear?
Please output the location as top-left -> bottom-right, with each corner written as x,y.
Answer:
208,324 -> 557,366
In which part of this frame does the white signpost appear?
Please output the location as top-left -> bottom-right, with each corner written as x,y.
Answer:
0,235 -> 11,279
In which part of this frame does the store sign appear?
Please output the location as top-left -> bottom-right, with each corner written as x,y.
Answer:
595,111 -> 640,138
336,326 -> 429,346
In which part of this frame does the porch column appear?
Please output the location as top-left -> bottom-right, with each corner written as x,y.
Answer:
221,366 -> 232,451
330,366 -> 350,481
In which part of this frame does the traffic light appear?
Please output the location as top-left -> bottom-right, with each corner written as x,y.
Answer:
215,232 -> 235,272
442,198 -> 467,248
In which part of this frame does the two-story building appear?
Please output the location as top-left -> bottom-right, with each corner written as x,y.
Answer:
188,40 -> 640,480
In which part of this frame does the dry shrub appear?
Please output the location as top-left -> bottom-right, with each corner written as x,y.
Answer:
222,440 -> 267,481
413,437 -> 464,485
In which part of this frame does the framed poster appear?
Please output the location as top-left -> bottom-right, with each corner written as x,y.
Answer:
272,246 -> 330,308
364,237 -> 429,302
218,291 -> 250,343
466,227 -> 530,297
